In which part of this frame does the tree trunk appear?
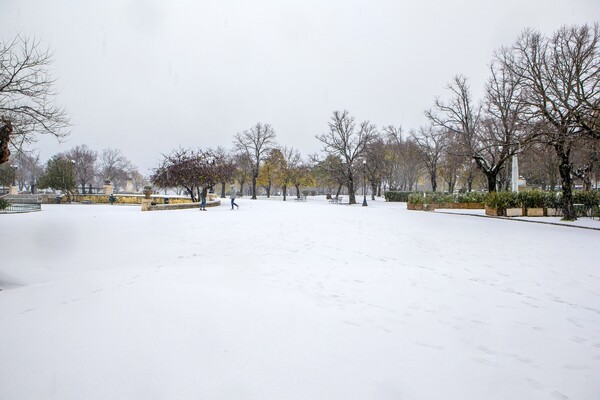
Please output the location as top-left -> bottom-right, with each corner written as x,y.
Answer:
283,184 -> 287,201
558,151 -> 576,220
251,173 -> 257,199
371,183 -> 377,200
0,119 -> 12,165
430,172 -> 437,192
485,171 -> 497,193
220,182 -> 226,198
335,184 -> 342,199
295,184 -> 301,198
347,172 -> 356,204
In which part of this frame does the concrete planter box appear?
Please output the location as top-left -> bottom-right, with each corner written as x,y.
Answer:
485,206 -> 503,216
545,207 -> 562,217
526,207 -> 544,217
407,203 -> 435,211
437,202 -> 485,210
505,207 -> 523,217
141,198 -> 152,211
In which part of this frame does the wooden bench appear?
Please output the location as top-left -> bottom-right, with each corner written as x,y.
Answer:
329,196 -> 343,204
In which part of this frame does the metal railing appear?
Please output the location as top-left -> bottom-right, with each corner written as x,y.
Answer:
0,203 -> 42,214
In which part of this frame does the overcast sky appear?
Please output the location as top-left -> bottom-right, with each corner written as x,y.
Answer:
1,0 -> 599,174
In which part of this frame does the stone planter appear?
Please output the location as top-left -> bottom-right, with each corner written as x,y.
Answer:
141,198 -> 152,211
437,202 -> 485,210
407,203 -> 435,211
505,207 -> 523,217
545,207 -> 562,217
526,207 -> 544,217
485,206 -> 503,216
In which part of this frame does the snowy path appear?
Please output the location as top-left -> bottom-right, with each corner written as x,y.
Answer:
1,198 -> 599,399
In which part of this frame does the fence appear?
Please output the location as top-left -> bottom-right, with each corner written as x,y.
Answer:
0,203 -> 42,214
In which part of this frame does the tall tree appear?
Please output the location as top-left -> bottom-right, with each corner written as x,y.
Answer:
233,122 -> 277,199
0,36 -> 69,164
505,24 -> 600,219
37,155 -> 76,201
233,152 -> 253,197
279,146 -> 301,201
410,125 -> 446,192
364,135 -> 388,198
426,74 -> 529,192
310,153 -> 347,198
316,110 -> 376,204
257,148 -> 285,198
212,147 -> 237,198
290,160 -> 315,198
14,151 -> 43,193
66,145 -> 97,193
99,148 -> 132,191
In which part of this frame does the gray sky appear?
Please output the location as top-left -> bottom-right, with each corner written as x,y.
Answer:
1,0 -> 599,174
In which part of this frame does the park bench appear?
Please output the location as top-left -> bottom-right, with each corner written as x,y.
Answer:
329,196 -> 343,204
294,195 -> 307,202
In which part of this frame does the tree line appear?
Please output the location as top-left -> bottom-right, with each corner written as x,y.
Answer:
2,24 -> 599,220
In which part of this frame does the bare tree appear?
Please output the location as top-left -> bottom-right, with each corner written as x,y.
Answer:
212,146 -> 236,198
0,36 -> 69,164
426,71 -> 533,192
505,24 -> 600,219
381,126 -> 422,191
410,125 -> 446,192
14,151 -> 43,193
364,135 -> 388,198
279,146 -> 301,201
66,145 -> 97,193
233,122 -> 277,199
316,110 -> 376,204
99,148 -> 133,191
233,152 -> 253,197
310,153 -> 346,198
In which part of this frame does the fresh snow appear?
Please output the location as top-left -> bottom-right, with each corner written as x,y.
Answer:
1,198 -> 599,400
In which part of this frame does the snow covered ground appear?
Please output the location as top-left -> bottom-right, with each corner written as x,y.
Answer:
1,197 -> 599,400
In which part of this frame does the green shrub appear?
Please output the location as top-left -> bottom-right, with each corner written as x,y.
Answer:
407,193 -> 425,205
540,192 -> 558,208
385,191 -> 413,202
455,191 -> 486,204
573,190 -> 600,207
485,191 -> 519,209
0,198 -> 10,210
518,190 -> 547,208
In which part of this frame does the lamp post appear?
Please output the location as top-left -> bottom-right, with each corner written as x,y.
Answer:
362,159 -> 368,207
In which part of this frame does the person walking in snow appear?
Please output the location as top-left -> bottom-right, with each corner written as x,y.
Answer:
230,185 -> 239,210
199,186 -> 207,211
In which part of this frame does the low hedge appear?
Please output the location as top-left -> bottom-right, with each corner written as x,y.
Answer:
405,191 -> 485,205
485,190 -> 599,209
384,191 -> 413,202
398,189 -> 600,209
573,190 -> 600,207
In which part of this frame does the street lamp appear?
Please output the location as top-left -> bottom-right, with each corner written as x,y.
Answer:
362,159 -> 368,207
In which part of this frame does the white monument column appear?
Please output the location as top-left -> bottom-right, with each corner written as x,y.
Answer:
511,154 -> 519,192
